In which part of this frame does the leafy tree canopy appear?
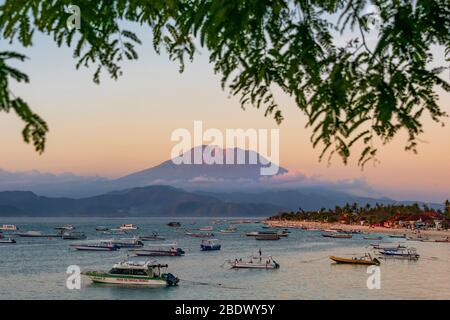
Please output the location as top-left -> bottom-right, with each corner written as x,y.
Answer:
0,0 -> 449,165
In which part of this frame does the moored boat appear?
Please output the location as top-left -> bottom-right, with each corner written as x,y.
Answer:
379,248 -> 419,260
199,226 -> 213,231
255,233 -> 280,240
17,231 -> 60,238
200,239 -> 221,251
62,231 -> 87,240
138,233 -> 165,241
0,237 -> 16,244
82,260 -> 179,287
228,253 -> 280,269
330,254 -> 380,266
129,243 -> 185,257
363,236 -> 383,240
322,233 -> 352,239
71,241 -> 119,251
185,231 -> 214,238
219,226 -> 237,234
0,224 -> 18,231
389,234 -> 406,238
118,224 -> 138,230
55,224 -> 75,231
95,226 -> 109,232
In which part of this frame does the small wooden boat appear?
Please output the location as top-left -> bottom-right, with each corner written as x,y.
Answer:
363,236 -> 383,240
322,233 -> 352,239
95,226 -> 109,232
201,239 -> 221,251
330,254 -> 380,266
82,260 -> 179,287
71,241 -> 119,251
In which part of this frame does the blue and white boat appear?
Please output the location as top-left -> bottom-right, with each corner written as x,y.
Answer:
71,241 -> 119,251
200,239 -> 221,251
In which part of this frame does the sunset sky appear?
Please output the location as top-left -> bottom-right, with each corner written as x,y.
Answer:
1,28 -> 449,203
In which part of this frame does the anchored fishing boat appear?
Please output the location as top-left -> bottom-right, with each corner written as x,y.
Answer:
111,238 -> 144,248
228,253 -> 280,269
330,254 -> 380,266
322,233 -> 353,239
95,226 -> 109,232
370,243 -> 406,251
129,243 -> 185,257
62,231 -> 87,240
71,241 -> 119,251
0,224 -> 18,231
82,260 -> 179,287
200,239 -> 221,251
379,248 -> 420,260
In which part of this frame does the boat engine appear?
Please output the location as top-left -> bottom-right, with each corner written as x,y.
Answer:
164,273 -> 179,286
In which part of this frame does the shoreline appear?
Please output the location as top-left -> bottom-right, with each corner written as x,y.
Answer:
265,219 -> 450,240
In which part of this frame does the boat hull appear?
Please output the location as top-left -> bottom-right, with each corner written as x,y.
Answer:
230,263 -> 279,269
73,246 -> 118,251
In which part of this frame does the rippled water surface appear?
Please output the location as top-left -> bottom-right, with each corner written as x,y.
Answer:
0,217 -> 449,299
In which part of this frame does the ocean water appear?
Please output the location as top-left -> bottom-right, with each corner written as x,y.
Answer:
0,217 -> 449,300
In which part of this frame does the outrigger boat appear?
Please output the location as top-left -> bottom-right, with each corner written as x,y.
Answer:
82,260 -> 179,287
322,233 -> 352,239
200,239 -> 221,251
129,243 -> 185,257
71,241 -> 119,251
379,248 -> 420,260
228,253 -> 280,269
330,254 -> 380,266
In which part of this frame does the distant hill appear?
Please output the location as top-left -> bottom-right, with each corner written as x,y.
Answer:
0,186 -> 284,217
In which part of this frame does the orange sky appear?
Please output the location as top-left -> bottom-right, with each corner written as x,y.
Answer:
0,34 -> 449,203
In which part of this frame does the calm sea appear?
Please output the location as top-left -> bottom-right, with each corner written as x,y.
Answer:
0,217 -> 449,300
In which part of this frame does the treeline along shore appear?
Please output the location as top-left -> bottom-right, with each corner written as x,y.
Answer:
265,202 -> 450,240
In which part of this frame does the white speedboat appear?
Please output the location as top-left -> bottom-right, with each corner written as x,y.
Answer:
228,253 -> 280,269
82,260 -> 179,287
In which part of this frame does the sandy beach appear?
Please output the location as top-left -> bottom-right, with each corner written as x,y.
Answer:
265,219 -> 450,240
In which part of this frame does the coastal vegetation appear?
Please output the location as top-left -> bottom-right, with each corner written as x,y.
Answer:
268,201 -> 450,229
